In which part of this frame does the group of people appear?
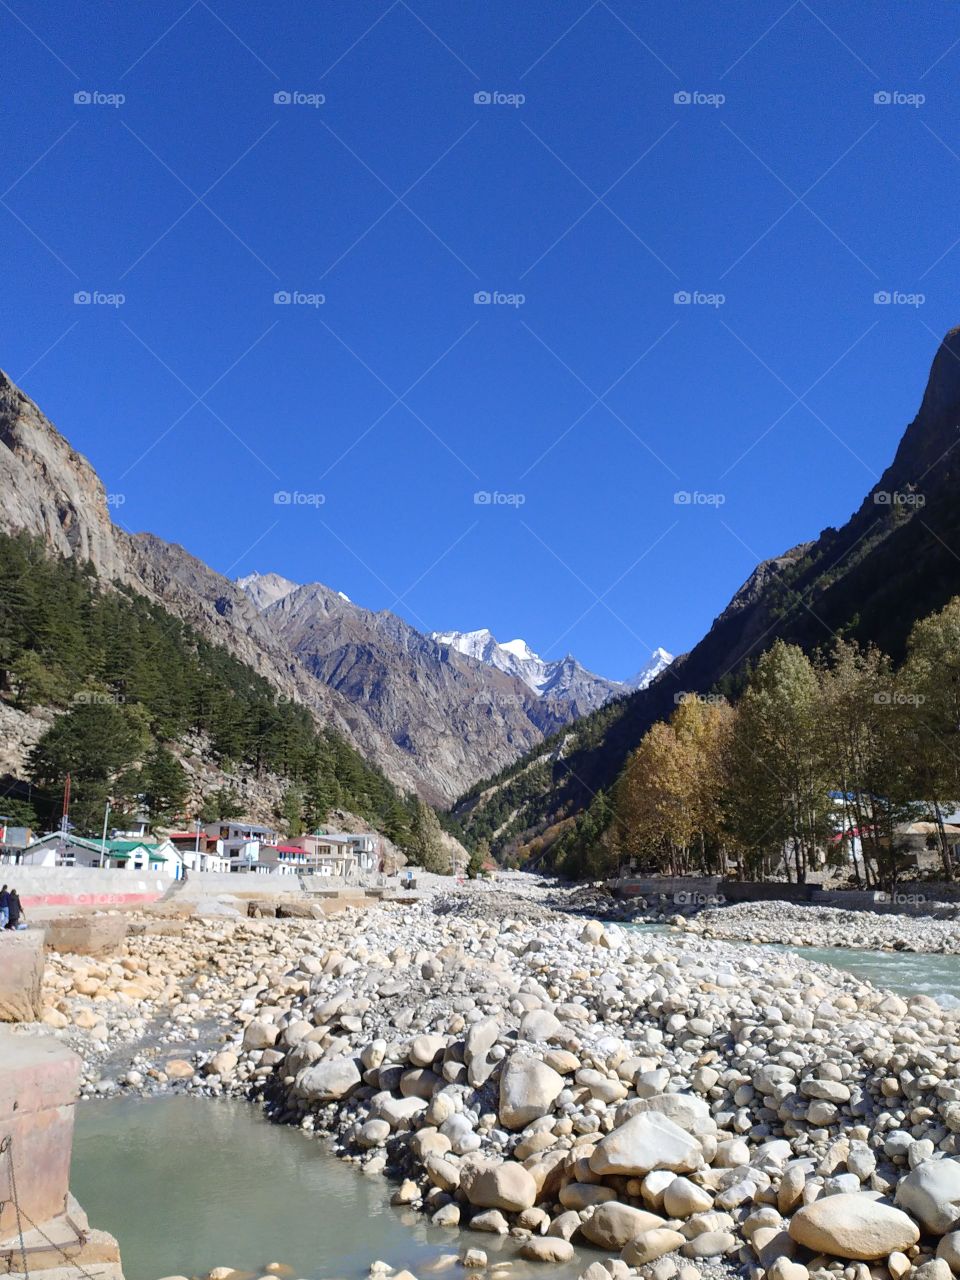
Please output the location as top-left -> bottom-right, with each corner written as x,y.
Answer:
0,885 -> 25,930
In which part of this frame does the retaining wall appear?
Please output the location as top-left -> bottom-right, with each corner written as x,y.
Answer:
6,866 -> 170,910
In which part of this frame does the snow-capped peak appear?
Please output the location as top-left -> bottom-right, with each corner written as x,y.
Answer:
626,646 -> 674,689
500,637 -> 539,662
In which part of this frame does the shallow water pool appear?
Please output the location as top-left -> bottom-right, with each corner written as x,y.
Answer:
71,1096 -> 590,1280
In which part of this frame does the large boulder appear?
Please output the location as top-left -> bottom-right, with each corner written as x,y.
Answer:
294,1056 -> 361,1102
789,1193 -> 920,1259
499,1055 -> 564,1130
580,1202 -> 666,1249
590,1112 -> 704,1177
896,1160 -> 960,1236
615,1092 -> 718,1138
461,1161 -> 537,1212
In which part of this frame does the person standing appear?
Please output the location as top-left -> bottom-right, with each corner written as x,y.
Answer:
5,889 -> 22,930
0,885 -> 8,930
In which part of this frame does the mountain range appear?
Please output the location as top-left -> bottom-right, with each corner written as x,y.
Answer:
456,326 -> 960,858
428,629 -> 673,702
0,372 -> 664,802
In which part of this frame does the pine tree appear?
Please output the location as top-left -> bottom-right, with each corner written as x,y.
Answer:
408,799 -> 449,874
140,744 -> 189,825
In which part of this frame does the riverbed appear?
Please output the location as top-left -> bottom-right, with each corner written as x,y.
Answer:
624,922 -> 960,1005
71,1097 -> 589,1280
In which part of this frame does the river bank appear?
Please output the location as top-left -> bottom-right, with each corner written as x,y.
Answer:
670,901 -> 960,955
19,880 -> 960,1280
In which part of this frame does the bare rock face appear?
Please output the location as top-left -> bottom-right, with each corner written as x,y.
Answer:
251,580 -> 580,801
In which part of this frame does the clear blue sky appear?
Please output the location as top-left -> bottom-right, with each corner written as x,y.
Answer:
3,1 -> 958,681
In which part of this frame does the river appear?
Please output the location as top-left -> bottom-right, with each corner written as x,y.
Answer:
626,922 -> 960,1006
71,1096 -> 590,1280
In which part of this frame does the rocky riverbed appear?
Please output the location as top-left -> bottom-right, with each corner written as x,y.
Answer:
675,902 -> 960,955
20,884 -> 960,1280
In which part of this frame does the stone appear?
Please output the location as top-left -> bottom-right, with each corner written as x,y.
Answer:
242,1019 -> 279,1050
468,1210 -> 509,1234
206,1051 -> 239,1078
766,1261 -> 809,1280
295,1056 -> 361,1102
498,1055 -> 564,1130
621,1228 -> 687,1266
616,1093 -> 718,1138
789,1194 -> 920,1260
519,1238 -> 574,1263
461,1161 -> 537,1212
936,1232 -> 960,1272
410,1034 -> 446,1067
663,1177 -> 714,1218
681,1231 -> 737,1258
589,1112 -> 704,1177
896,1159 -> 960,1236
580,1203 -> 667,1249
164,1059 -> 196,1079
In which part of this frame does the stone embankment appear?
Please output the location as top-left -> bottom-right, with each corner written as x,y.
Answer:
21,885 -> 960,1280
679,903 -> 960,955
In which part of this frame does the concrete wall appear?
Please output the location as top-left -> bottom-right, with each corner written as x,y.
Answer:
0,1035 -> 80,1237
0,933 -> 43,1022
172,870 -> 305,900
7,866 -> 169,909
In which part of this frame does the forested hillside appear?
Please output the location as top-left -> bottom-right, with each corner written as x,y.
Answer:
0,532 -> 416,844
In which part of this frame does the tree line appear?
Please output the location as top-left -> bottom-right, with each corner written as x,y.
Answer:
0,532 -> 449,867
553,596 -> 960,886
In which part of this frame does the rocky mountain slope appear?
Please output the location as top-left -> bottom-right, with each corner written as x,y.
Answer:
0,370 -> 626,802
456,326 -> 960,854
239,580 -> 578,801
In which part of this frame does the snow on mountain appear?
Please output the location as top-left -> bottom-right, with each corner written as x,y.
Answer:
430,627 -> 622,714
625,646 -> 674,689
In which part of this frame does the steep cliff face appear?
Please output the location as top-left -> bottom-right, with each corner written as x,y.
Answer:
0,373 -> 127,580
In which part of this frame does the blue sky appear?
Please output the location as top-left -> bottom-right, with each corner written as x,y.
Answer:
3,1 -> 958,681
